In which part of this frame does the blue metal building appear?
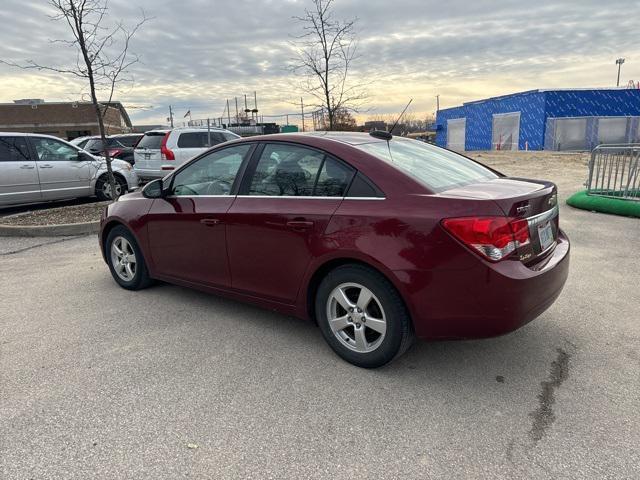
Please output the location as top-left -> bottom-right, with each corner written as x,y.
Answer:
435,88 -> 640,151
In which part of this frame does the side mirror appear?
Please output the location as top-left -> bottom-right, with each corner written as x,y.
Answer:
142,179 -> 165,199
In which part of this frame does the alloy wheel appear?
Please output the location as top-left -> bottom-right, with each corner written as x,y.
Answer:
110,236 -> 137,281
326,282 -> 387,353
103,181 -> 123,199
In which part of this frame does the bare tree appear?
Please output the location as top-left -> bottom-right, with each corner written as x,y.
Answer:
291,0 -> 366,130
2,0 -> 147,200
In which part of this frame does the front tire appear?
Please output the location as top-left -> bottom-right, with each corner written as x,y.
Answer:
315,264 -> 414,368
96,174 -> 127,201
105,225 -> 152,290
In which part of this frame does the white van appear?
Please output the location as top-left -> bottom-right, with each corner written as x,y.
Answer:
133,127 -> 240,180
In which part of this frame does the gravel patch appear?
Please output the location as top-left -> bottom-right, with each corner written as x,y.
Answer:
0,202 -> 109,226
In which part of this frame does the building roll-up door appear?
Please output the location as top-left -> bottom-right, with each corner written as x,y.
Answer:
492,112 -> 520,151
447,118 -> 466,151
597,117 -> 629,144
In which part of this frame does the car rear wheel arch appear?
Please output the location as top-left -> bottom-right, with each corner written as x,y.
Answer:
305,258 -> 413,327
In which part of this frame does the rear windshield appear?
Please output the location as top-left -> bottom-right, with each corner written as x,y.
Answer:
136,132 -> 167,150
114,135 -> 142,147
354,139 -> 498,192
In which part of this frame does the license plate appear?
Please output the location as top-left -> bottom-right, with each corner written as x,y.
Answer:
144,153 -> 151,159
538,221 -> 554,251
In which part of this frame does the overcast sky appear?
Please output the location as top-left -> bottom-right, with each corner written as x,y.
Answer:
1,0 -> 639,126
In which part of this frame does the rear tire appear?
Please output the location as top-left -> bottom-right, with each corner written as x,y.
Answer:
315,264 -> 414,368
105,225 -> 153,290
96,174 -> 127,201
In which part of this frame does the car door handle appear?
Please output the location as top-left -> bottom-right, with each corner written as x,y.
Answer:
20,164 -> 35,169
200,218 -> 221,227
39,164 -> 53,168
286,220 -> 314,231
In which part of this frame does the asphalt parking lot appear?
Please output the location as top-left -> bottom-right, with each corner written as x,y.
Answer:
1,153 -> 639,479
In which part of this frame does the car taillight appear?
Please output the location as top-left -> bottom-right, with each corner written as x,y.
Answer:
160,132 -> 174,160
442,216 -> 531,262
106,148 -> 123,158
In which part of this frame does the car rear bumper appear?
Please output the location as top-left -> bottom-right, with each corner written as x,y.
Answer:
133,168 -> 172,180
398,229 -> 570,340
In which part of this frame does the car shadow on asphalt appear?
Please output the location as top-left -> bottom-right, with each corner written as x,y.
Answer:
135,280 -> 568,384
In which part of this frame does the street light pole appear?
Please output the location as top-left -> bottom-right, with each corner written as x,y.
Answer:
616,58 -> 625,87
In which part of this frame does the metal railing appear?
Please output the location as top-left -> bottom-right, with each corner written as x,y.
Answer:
587,144 -> 640,201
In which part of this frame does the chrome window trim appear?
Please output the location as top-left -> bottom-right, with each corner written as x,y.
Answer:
167,194 -> 232,198
235,195 -> 385,200
164,195 -> 386,200
343,197 -> 386,201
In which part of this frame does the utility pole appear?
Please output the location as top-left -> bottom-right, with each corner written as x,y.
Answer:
168,105 -> 174,128
616,58 -> 625,87
227,99 -> 231,126
435,94 -> 440,113
301,97 -> 305,132
235,97 -> 239,124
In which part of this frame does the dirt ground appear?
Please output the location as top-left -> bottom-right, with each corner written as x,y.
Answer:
466,151 -> 591,201
0,201 -> 108,225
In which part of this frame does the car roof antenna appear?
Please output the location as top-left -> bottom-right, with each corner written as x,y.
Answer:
389,98 -> 413,136
369,98 -> 413,141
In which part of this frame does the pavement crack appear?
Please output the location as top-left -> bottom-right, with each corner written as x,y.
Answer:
0,236 -> 82,256
528,347 -> 571,443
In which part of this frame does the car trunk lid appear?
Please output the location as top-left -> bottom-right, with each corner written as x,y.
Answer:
134,132 -> 166,171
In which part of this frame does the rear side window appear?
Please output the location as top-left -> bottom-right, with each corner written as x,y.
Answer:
314,158 -> 354,197
136,132 -> 166,150
248,144 -> 354,197
0,137 -> 31,162
177,132 -> 228,148
354,139 -> 498,192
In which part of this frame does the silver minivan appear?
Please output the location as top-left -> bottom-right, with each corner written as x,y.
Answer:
0,133 -> 139,207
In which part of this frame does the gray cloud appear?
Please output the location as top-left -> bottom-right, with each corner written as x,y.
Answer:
0,0 -> 638,124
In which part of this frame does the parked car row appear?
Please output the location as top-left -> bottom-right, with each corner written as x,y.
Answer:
0,133 -> 138,205
0,127 -> 239,207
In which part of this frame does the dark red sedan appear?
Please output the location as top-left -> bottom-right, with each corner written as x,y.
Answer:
99,132 -> 569,368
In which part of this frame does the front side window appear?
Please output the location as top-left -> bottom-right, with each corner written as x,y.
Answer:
248,144 -> 353,197
30,137 -> 79,162
354,138 -> 498,192
0,137 -> 31,162
171,144 -> 251,196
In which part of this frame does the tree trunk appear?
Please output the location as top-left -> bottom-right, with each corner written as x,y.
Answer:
72,2 -> 119,202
